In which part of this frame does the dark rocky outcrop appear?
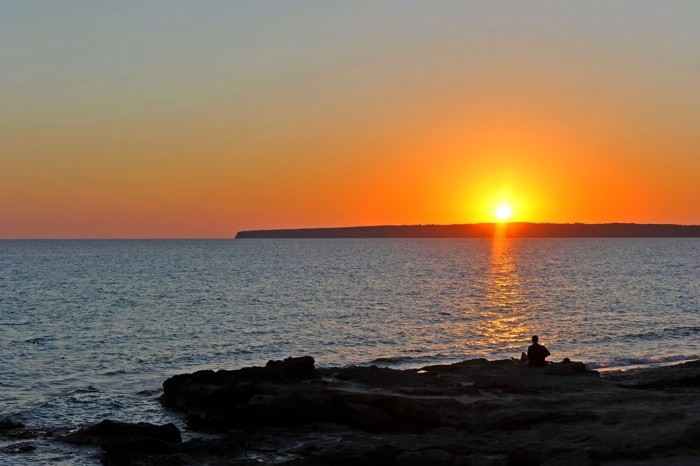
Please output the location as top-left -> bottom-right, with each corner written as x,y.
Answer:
63,419 -> 182,447
61,356 -> 700,465
0,441 -> 36,454
0,418 -> 52,442
604,359 -> 700,390
161,356 -> 325,430
62,419 -> 182,464
0,418 -> 24,430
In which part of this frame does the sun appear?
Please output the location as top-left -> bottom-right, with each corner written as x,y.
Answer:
495,203 -> 513,221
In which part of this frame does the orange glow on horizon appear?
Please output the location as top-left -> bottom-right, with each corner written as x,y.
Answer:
1,3 -> 698,238
2,102 -> 696,238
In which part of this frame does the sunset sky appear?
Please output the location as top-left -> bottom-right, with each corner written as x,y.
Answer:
1,1 -> 699,238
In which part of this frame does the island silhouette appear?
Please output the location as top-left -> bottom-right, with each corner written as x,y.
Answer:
236,222 -> 700,239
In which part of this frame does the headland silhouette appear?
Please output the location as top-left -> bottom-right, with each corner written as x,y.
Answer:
236,222 -> 700,239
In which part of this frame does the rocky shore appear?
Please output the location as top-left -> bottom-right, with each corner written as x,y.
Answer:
4,356 -> 700,465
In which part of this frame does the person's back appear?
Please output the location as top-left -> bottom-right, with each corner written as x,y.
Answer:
527,335 -> 550,367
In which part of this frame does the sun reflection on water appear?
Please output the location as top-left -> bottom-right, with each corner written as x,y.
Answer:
475,237 -> 532,355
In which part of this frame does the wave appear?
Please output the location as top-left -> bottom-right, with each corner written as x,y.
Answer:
24,335 -> 55,345
0,320 -> 32,326
100,369 -> 128,376
615,326 -> 700,342
368,352 -> 700,372
136,388 -> 162,396
67,385 -> 100,395
588,354 -> 699,370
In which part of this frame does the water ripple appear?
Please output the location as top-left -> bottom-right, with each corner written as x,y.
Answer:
1,238 -> 699,463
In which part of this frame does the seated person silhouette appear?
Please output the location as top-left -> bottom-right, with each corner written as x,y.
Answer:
527,335 -> 550,367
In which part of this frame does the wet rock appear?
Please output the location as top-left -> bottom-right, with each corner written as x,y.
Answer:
607,360 -> 700,390
0,441 -> 36,454
336,402 -> 397,431
284,444 -> 400,466
0,418 -> 38,442
542,361 -> 588,375
0,426 -> 50,440
63,419 -> 182,447
493,410 -> 599,431
238,391 -> 336,427
541,450 -> 596,466
321,364 -> 439,388
266,356 -> 318,380
163,356 -> 319,395
466,455 -> 510,466
100,439 -> 180,466
0,418 -> 24,430
161,356 -> 322,430
333,391 -> 463,430
395,448 -> 461,466
120,356 -> 700,465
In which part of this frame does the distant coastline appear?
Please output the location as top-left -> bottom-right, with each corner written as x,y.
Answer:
236,222 -> 700,238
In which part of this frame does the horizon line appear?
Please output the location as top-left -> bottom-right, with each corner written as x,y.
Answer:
3,221 -> 700,240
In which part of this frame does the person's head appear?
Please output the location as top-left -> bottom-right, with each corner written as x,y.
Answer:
532,335 -> 539,344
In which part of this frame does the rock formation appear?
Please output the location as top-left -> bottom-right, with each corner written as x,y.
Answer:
58,356 -> 700,465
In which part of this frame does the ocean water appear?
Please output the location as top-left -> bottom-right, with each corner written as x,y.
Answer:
1,238 -> 699,464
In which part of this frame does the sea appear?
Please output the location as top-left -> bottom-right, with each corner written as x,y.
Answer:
1,238 -> 699,464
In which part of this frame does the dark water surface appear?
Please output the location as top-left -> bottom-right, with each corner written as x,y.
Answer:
1,238 -> 699,464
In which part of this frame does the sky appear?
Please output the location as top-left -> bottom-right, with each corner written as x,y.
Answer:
1,1 -> 699,238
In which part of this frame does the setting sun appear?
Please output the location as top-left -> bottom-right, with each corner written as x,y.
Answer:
495,204 -> 513,221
